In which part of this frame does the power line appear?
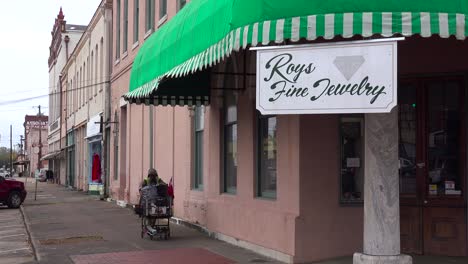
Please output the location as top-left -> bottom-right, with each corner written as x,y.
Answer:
0,76 -> 111,95
0,80 -> 109,106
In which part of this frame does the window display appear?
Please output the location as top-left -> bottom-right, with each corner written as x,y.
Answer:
257,114 -> 277,199
340,117 -> 364,203
398,85 -> 417,195
223,90 -> 237,194
193,106 -> 204,190
427,81 -> 462,196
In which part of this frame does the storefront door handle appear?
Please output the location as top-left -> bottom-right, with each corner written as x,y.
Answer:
417,163 -> 425,168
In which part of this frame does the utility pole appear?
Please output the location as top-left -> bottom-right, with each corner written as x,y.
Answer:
19,135 -> 25,180
37,105 -> 42,171
19,135 -> 24,154
10,125 -> 12,176
35,105 -> 42,201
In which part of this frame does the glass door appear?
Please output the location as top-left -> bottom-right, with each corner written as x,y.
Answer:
422,78 -> 467,256
399,80 -> 424,254
399,77 -> 467,256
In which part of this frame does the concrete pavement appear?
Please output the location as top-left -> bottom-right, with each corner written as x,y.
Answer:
12,177 -> 468,264
0,206 -> 34,264
19,178 -> 281,264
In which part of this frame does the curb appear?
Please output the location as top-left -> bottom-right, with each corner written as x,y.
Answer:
170,217 -> 212,237
20,205 -> 40,262
169,217 -> 290,263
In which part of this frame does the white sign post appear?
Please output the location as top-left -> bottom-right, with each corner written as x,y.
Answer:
254,39 -> 399,115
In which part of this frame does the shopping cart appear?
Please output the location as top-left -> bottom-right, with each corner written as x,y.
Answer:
140,184 -> 172,240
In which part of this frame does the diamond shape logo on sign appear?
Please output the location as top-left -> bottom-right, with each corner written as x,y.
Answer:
253,39 -> 400,115
333,56 -> 365,81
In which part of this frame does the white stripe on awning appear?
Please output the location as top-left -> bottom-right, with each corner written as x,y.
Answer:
291,16 -> 300,41
234,27 -> 241,51
402,12 -> 412,36
263,20 -> 271,45
343,13 -> 354,38
324,14 -> 335,39
307,15 -> 316,40
362,12 -> 373,37
242,25 -> 249,49
439,13 -> 449,38
252,22 -> 259,46
456,14 -> 465,39
275,19 -> 285,43
382,12 -> 393,37
420,12 -> 431,37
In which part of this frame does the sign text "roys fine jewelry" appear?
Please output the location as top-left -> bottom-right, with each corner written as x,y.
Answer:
264,53 -> 387,104
254,39 -> 399,115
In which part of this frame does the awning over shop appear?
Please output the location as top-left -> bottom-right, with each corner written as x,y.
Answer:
40,151 -> 61,161
125,70 -> 211,106
13,160 -> 28,166
125,0 -> 468,104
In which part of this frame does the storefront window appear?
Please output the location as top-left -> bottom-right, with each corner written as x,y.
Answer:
340,116 -> 364,203
257,114 -> 277,199
222,91 -> 237,194
89,140 -> 102,184
66,131 -> 75,187
193,106 -> 204,190
398,84 -> 417,195
427,81 -> 461,196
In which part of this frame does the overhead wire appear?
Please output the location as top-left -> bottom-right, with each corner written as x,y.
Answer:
0,80 -> 109,106
0,76 -> 111,96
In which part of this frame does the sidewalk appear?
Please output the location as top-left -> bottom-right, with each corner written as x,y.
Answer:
18,178 -> 468,264
20,179 -> 281,264
0,206 -> 34,264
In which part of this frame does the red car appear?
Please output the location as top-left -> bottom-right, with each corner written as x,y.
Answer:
0,176 -> 27,208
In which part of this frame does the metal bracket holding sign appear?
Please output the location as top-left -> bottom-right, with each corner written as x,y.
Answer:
252,38 -> 402,115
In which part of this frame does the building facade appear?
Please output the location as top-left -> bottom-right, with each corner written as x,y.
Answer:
47,8 -> 86,184
61,0 -> 113,193
110,1 -> 468,263
24,115 -> 49,178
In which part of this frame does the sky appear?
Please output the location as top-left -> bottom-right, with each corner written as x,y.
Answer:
0,0 -> 101,148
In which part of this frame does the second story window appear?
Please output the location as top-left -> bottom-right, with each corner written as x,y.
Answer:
177,0 -> 186,11
133,0 -> 139,43
159,0 -> 167,20
123,0 -> 128,52
145,0 -> 154,32
116,0 -> 121,59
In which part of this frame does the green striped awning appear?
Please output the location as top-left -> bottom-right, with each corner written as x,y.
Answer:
125,0 -> 468,104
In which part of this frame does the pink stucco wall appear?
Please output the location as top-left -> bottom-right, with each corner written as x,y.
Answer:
108,2 -> 468,259
295,115 -> 363,262
200,92 -> 300,256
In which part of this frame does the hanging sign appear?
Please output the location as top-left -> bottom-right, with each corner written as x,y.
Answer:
86,114 -> 102,138
254,39 -> 399,115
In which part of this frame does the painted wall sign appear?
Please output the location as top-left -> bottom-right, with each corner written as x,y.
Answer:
254,39 -> 399,115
